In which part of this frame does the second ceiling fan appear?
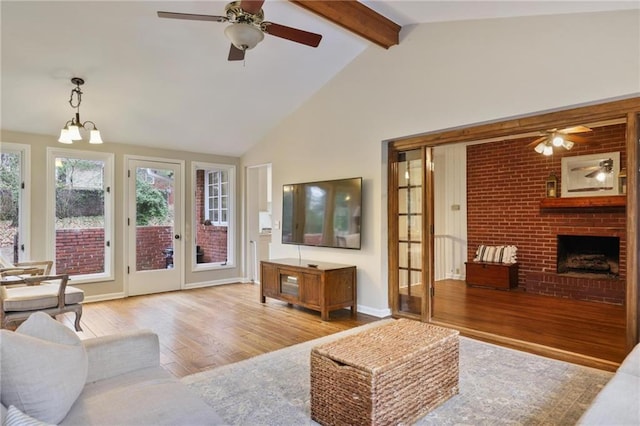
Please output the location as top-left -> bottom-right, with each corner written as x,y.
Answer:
528,125 -> 592,156
158,0 -> 323,61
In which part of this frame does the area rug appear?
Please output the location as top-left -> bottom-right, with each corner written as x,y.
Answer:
182,320 -> 612,425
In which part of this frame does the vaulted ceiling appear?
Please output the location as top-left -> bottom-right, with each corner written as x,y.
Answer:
2,1 -> 637,156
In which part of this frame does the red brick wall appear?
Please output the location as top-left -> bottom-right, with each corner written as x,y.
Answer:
467,123 -> 626,304
136,226 -> 173,270
56,229 -> 104,275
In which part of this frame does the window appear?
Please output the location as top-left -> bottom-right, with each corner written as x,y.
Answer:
47,148 -> 114,282
192,162 -> 235,268
0,143 -> 30,262
205,170 -> 228,226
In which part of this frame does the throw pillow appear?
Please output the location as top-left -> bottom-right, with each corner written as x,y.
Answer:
0,313 -> 88,424
5,405 -> 56,426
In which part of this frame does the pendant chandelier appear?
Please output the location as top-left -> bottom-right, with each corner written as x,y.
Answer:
58,77 -> 103,144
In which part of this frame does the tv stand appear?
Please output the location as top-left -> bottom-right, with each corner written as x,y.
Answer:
260,258 -> 357,320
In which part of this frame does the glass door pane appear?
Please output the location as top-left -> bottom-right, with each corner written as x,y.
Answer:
135,166 -> 175,272
396,149 -> 424,316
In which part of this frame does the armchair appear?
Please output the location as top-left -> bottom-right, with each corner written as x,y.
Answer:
0,254 -> 53,277
0,274 -> 84,331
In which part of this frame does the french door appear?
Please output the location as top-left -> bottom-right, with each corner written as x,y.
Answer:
388,146 -> 434,321
126,158 -> 183,296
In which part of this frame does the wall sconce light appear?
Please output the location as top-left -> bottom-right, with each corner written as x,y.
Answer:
58,77 -> 103,144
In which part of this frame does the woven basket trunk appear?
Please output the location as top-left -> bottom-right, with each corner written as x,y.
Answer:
310,319 -> 459,426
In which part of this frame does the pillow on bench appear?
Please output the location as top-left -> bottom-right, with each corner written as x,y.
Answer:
473,245 -> 517,264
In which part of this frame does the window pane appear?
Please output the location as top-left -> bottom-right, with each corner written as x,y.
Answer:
194,164 -> 233,266
55,156 -> 106,275
0,152 -> 20,262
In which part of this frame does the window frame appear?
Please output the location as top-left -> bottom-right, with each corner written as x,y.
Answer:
46,147 -> 114,283
191,162 -> 235,271
204,169 -> 229,226
0,142 -> 31,261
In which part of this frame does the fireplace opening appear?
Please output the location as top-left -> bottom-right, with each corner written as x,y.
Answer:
557,235 -> 619,277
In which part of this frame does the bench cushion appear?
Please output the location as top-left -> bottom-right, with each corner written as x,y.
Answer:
1,284 -> 84,312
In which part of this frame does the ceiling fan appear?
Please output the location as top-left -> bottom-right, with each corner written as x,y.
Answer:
157,0 -> 322,61
572,158 -> 614,182
527,125 -> 592,156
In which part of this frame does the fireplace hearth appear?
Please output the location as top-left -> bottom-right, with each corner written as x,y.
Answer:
557,235 -> 619,277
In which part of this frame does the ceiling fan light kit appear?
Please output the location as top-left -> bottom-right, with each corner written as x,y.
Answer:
529,125 -> 592,156
225,23 -> 264,51
158,0 -> 322,62
58,77 -> 103,144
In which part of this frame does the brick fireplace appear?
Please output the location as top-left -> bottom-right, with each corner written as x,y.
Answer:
467,123 -> 626,305
557,235 -> 619,277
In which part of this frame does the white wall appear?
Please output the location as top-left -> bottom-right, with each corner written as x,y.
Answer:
241,10 -> 640,316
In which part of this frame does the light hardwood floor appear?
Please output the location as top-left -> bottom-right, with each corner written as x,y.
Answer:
60,283 -> 379,378
56,279 -> 627,378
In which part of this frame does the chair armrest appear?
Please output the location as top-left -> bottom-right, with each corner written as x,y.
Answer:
83,329 -> 160,383
15,260 -> 53,275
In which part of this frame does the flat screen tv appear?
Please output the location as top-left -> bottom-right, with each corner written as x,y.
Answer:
282,177 -> 362,249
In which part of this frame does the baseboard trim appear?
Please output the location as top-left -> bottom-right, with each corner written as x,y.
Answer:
357,305 -> 392,318
83,292 -> 126,303
183,277 -> 248,290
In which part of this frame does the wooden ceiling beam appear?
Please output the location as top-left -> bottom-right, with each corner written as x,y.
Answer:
290,1 -> 400,49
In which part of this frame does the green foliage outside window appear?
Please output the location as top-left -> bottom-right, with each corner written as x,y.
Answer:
136,177 -> 169,226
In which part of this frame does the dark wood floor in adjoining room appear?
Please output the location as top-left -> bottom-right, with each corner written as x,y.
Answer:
432,280 -> 627,367
62,283 -> 378,378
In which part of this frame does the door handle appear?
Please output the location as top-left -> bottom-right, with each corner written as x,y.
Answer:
175,234 -> 180,240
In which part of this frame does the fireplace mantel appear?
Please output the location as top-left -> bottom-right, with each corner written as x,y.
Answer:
540,195 -> 626,209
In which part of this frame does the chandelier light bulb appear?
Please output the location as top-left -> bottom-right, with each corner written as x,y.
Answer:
543,145 -> 553,156
68,124 -> 82,140
58,128 -> 73,144
89,129 -> 103,144
552,135 -> 564,147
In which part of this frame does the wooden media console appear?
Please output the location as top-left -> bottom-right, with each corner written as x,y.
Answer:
260,259 -> 357,320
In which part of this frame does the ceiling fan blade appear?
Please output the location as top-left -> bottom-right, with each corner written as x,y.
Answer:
228,44 -> 245,61
526,136 -> 547,148
262,22 -> 322,47
157,11 -> 228,22
572,165 -> 600,172
565,134 -> 589,144
560,125 -> 592,134
585,169 -> 602,178
240,0 -> 265,15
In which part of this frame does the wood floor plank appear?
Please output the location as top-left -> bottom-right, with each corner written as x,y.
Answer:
51,280 -> 626,378
59,283 -> 378,378
432,280 -> 627,365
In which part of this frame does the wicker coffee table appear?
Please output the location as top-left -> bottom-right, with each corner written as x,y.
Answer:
310,319 -> 459,426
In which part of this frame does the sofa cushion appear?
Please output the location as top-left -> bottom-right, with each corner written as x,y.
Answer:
1,283 -> 84,311
0,313 -> 88,424
617,343 -> 640,377
61,367 -> 225,425
578,371 -> 640,425
5,405 -> 55,426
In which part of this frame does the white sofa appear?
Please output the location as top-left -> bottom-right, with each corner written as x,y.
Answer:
0,312 -> 224,425
578,343 -> 640,425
